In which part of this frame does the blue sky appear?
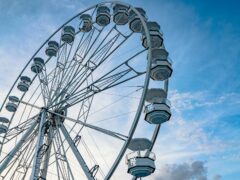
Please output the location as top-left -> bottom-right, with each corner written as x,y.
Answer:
0,0 -> 239,179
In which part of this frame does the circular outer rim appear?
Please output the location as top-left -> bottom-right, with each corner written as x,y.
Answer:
0,1 -> 162,179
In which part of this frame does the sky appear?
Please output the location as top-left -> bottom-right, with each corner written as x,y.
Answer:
0,0 -> 240,180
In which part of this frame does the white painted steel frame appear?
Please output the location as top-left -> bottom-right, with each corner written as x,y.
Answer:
0,1 -> 166,179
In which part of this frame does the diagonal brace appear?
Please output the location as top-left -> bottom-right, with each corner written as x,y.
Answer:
60,123 -> 95,180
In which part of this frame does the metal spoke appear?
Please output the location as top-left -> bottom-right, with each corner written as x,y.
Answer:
51,49 -> 146,109
18,100 -> 43,110
48,8 -> 98,104
50,27 -> 130,107
48,110 -> 128,141
49,27 -> 100,107
57,26 -> 112,96
49,44 -> 73,107
63,32 -> 123,97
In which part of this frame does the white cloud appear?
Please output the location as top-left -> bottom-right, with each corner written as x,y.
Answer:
213,175 -> 222,180
153,161 -> 222,180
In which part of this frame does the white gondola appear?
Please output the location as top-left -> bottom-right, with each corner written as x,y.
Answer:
31,57 -> 45,73
150,47 -> 173,81
79,14 -> 92,32
126,138 -> 156,178
113,3 -> 129,25
17,76 -> 31,92
96,6 -> 111,26
45,41 -> 59,57
0,124 -> 8,134
61,26 -> 75,43
128,7 -> 147,33
6,96 -> 19,112
144,88 -> 171,124
0,117 -> 9,124
142,21 -> 163,49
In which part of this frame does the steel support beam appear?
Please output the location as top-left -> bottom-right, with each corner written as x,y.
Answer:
60,123 -> 94,180
30,110 -> 47,180
0,120 -> 38,174
40,125 -> 53,179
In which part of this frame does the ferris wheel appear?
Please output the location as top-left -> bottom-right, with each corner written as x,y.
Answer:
0,1 -> 173,180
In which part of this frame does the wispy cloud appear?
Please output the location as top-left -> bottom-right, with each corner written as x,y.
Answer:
153,161 -> 208,180
152,160 -> 222,180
